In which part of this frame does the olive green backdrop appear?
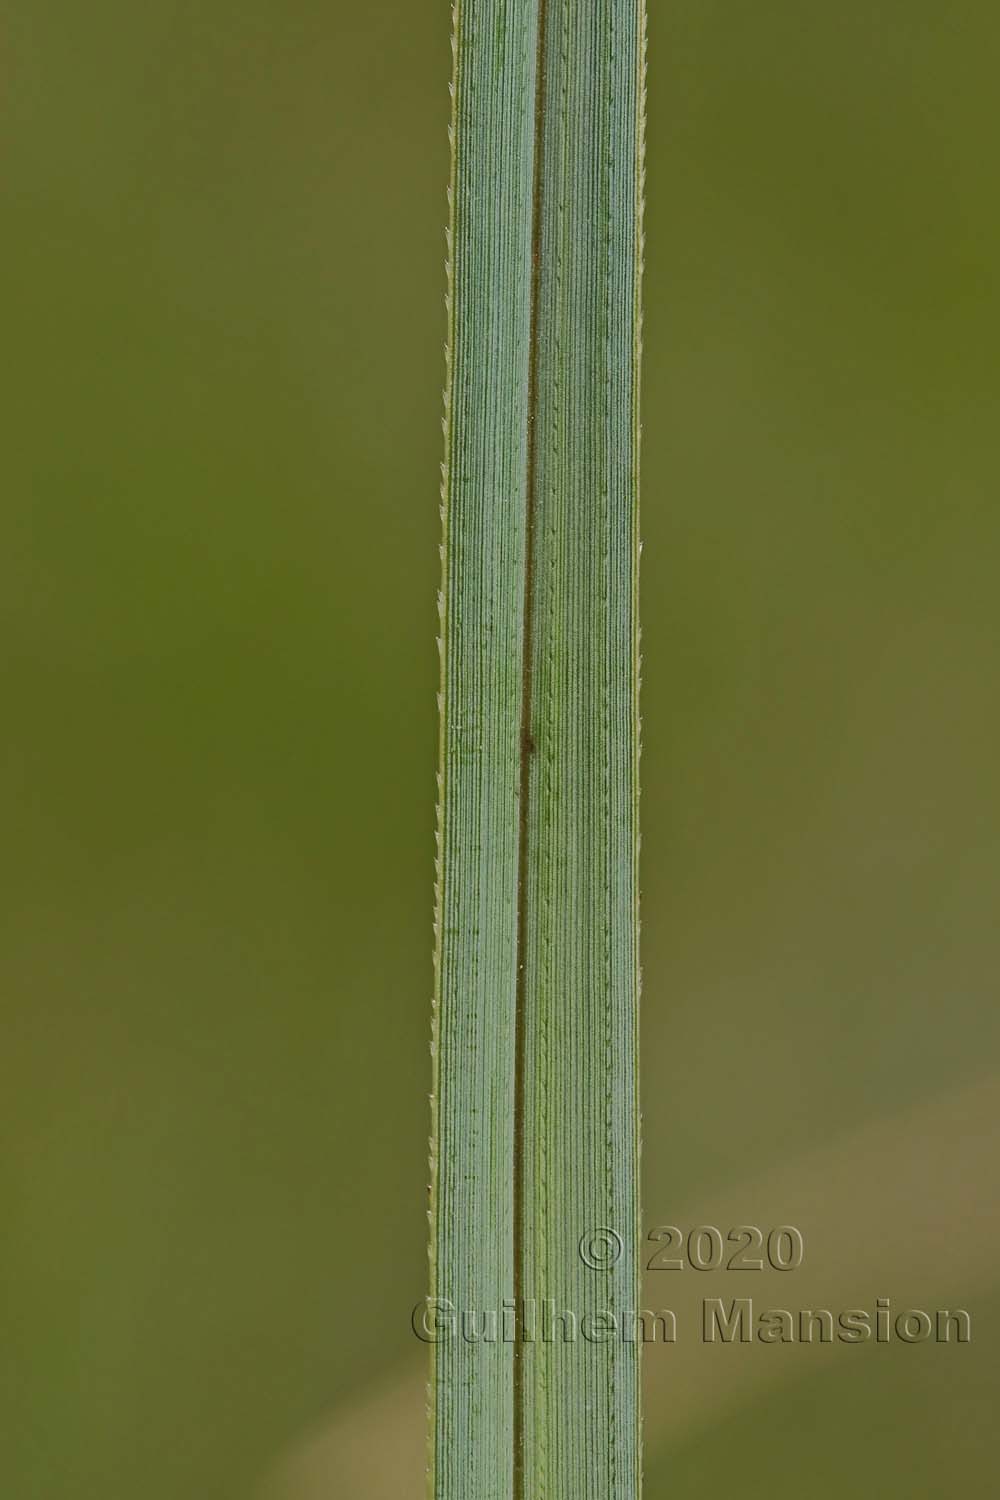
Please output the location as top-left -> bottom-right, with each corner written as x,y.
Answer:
3,3 -> 998,1496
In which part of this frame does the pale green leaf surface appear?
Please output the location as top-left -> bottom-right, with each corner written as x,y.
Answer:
430,4 -> 645,1496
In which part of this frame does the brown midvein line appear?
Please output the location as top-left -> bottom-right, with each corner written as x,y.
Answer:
512,1 -> 551,1496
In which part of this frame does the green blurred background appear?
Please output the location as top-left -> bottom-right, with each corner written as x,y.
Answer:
3,2 -> 998,1495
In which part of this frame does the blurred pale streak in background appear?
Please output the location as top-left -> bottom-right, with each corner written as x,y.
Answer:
265,1071 -> 999,1497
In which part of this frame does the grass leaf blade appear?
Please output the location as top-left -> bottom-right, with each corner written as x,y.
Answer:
431,4 -> 645,1496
